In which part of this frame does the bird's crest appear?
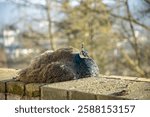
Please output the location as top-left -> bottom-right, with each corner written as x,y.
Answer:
79,43 -> 89,58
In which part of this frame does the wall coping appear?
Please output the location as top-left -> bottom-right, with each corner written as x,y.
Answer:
0,68 -> 150,100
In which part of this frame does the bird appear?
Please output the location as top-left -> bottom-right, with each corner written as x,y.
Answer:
16,46 -> 99,83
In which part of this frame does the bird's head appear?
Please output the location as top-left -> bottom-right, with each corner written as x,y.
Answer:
79,43 -> 89,58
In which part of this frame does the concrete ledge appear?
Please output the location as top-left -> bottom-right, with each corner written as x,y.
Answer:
101,75 -> 150,82
96,95 -> 128,100
69,91 -> 96,100
41,77 -> 150,100
0,68 -> 150,100
41,87 -> 68,100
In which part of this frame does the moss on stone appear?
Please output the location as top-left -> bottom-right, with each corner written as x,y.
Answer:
28,90 -> 39,97
25,83 -> 45,97
0,82 -> 5,93
7,81 -> 25,95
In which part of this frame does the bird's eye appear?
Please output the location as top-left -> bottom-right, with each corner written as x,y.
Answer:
79,50 -> 89,58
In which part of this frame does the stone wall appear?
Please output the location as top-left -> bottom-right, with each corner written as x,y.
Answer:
0,69 -> 150,100
0,79 -> 126,100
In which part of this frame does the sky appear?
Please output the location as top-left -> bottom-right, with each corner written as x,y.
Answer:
129,0 -> 150,25
0,0 -> 46,29
0,0 -> 64,30
0,1 -> 18,28
0,0 -> 150,30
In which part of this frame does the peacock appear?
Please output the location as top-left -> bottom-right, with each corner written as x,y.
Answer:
16,45 -> 99,83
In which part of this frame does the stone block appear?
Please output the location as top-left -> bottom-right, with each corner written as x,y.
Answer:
41,86 -> 68,100
7,94 -> 22,100
25,83 -> 45,98
96,94 -> 128,100
69,91 -> 96,100
0,79 -> 13,100
0,93 -> 5,100
7,81 -> 25,96
22,96 -> 40,100
0,79 -> 12,93
0,80 -> 6,93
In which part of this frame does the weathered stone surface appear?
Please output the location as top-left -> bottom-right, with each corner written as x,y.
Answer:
0,93 -> 5,100
7,94 -> 40,100
22,96 -> 40,100
0,79 -> 14,93
41,77 -> 150,100
0,68 -> 18,81
25,83 -> 45,97
0,68 -> 18,99
0,81 -> 6,93
7,81 -> 25,95
41,87 -> 68,100
69,91 -> 96,100
96,95 -> 128,100
1,68 -> 150,100
7,94 -> 22,100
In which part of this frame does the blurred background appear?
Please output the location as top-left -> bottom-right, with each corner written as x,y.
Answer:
0,0 -> 150,77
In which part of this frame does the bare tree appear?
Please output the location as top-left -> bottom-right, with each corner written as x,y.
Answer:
45,0 -> 55,50
7,0 -> 56,50
3,0 -> 150,77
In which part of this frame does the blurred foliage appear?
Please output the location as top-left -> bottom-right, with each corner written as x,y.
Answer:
2,0 -> 150,77
56,0 -> 115,74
